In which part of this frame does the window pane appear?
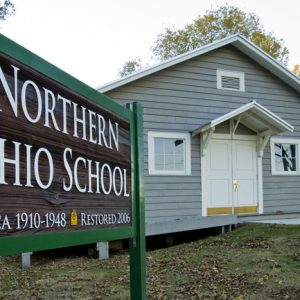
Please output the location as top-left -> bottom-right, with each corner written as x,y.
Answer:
155,155 -> 164,170
175,155 -> 184,170
175,139 -> 184,155
273,142 -> 298,173
153,137 -> 186,172
282,144 -> 296,158
282,157 -> 297,171
164,139 -> 174,154
274,143 -> 282,156
165,155 -> 175,170
275,156 -> 284,172
154,139 -> 164,154
150,133 -> 190,175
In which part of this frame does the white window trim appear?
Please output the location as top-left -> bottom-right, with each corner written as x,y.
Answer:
148,131 -> 191,176
217,69 -> 245,92
270,137 -> 300,175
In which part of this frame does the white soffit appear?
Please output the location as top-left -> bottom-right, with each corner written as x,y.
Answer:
192,100 -> 294,136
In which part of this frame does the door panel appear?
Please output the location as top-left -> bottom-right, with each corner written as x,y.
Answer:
210,143 -> 229,170
204,138 -> 258,215
210,179 -> 231,207
205,139 -> 232,213
237,179 -> 255,204
233,140 -> 257,210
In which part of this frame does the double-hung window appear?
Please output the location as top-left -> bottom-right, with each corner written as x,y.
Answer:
270,138 -> 300,175
148,132 -> 191,175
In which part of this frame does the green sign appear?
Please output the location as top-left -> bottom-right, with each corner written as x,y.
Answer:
0,34 -> 145,299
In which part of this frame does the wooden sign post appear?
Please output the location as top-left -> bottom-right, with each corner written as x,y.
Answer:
0,34 -> 146,300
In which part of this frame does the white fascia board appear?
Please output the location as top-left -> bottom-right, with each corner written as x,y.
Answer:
192,123 -> 211,136
253,101 -> 294,132
210,101 -> 255,128
192,100 -> 294,136
192,101 -> 255,136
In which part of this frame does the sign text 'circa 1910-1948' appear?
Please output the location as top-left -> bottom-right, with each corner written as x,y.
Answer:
0,53 -> 131,236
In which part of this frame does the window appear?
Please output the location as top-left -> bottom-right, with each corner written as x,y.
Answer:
271,138 -> 300,175
148,132 -> 191,175
217,69 -> 245,92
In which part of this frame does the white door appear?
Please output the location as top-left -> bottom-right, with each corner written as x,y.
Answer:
232,140 -> 258,213
205,139 -> 233,215
204,138 -> 258,215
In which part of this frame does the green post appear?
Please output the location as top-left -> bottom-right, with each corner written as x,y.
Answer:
127,102 -> 146,300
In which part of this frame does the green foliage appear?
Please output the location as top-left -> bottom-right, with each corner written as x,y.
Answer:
0,0 -> 15,21
293,64 -> 300,77
119,57 -> 143,77
152,5 -> 289,65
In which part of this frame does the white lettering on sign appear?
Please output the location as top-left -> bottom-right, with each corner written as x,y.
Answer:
21,80 -> 42,123
0,62 -> 130,198
80,212 -> 130,226
0,138 -> 54,189
63,147 -> 129,196
44,88 -> 61,131
0,215 -> 11,230
0,139 -> 22,186
34,148 -> 54,190
16,212 -> 67,229
0,138 -> 130,197
0,65 -> 19,117
81,213 -> 117,226
0,64 -> 119,151
0,211 -> 131,231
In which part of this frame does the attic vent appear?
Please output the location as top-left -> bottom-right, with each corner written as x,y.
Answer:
221,76 -> 240,90
217,70 -> 245,92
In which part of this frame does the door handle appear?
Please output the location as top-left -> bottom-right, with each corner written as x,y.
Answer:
233,178 -> 238,192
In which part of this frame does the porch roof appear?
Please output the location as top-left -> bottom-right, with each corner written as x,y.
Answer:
192,100 -> 294,136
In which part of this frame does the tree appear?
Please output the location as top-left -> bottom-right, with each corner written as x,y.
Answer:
293,65 -> 300,77
0,0 -> 15,21
152,5 -> 289,65
118,57 -> 143,78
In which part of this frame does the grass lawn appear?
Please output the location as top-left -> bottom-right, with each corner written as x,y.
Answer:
0,223 -> 300,299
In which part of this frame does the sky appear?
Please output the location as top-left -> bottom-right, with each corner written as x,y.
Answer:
0,0 -> 299,88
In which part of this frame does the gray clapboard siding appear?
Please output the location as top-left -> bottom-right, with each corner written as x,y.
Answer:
137,75 -> 291,93
109,92 -> 300,114
264,187 -> 300,195
143,108 -> 300,123
152,70 -> 292,90
105,44 -> 300,226
145,201 -> 201,210
264,181 -> 300,188
263,193 -> 300,200
145,189 -> 201,197
145,177 -> 201,184
184,58 -> 264,71
265,199 -> 300,206
109,90 -> 300,108
116,86 -> 299,106
167,68 -> 295,92
264,205 -> 300,213
146,208 -> 200,219
263,177 -> 300,183
139,99 -> 300,113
